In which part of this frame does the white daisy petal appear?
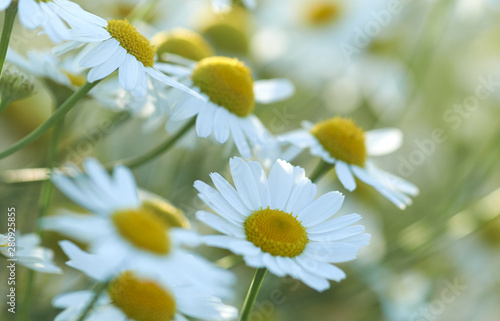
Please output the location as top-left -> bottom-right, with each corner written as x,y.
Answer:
209,173 -> 251,216
307,214 -> 362,234
194,180 -> 246,223
247,161 -> 271,208
366,128 -> 403,156
295,255 -> 346,281
87,46 -> 126,82
297,191 -> 344,227
254,78 -> 295,104
80,39 -> 119,68
307,225 -> 366,242
262,253 -> 286,277
196,104 -> 217,138
229,157 -> 262,209
229,119 -> 251,158
196,211 -> 245,238
335,161 -> 357,191
213,107 -> 231,143
268,159 -> 294,209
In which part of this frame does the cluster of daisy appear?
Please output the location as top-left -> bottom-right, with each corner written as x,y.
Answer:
0,0 -> 422,320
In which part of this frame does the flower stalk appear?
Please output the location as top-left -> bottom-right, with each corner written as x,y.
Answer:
0,2 -> 17,76
239,268 -> 267,321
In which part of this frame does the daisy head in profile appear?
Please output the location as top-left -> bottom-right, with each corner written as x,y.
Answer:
53,244 -> 238,321
0,232 -> 61,274
0,0 -> 106,43
159,56 -> 295,158
45,158 -> 234,296
56,18 -> 204,98
278,116 -> 419,209
195,157 -> 370,292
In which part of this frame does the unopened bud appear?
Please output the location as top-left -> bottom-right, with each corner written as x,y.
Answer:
0,63 -> 35,105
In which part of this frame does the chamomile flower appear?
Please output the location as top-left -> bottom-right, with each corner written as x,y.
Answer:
162,56 -> 295,158
57,18 -> 204,98
7,48 -> 87,89
0,0 -> 106,43
152,28 -> 214,63
278,117 -> 419,209
211,0 -> 256,13
44,158 -> 234,296
0,232 -> 61,273
54,245 -> 238,321
195,157 -> 370,292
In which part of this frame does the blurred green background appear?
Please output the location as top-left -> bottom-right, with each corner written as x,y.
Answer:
1,0 -> 500,320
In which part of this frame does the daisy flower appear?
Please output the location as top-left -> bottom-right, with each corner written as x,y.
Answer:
0,232 -> 61,273
161,56 -> 295,158
152,28 -> 214,63
43,158 -> 234,296
54,243 -> 238,321
195,157 -> 370,292
278,117 -> 419,209
0,0 -> 106,43
57,18 -> 205,98
7,48 -> 87,89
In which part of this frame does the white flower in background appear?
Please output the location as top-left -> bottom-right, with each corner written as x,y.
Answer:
0,233 -> 61,274
159,56 -> 295,158
56,18 -> 204,98
211,0 -> 256,13
6,48 -> 87,88
43,158 -> 234,297
252,0 -> 386,86
0,0 -> 106,43
195,157 -> 370,292
54,244 -> 238,321
278,117 -> 419,209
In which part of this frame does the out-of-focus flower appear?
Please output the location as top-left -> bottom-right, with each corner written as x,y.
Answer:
278,117 -> 419,209
161,56 -> 295,158
211,0 -> 256,13
54,243 -> 238,321
7,48 -> 86,89
43,158 -> 234,296
0,232 -> 61,273
195,157 -> 370,292
199,6 -> 251,55
0,0 -> 105,43
57,19 -> 204,98
152,28 -> 214,62
0,63 -> 35,105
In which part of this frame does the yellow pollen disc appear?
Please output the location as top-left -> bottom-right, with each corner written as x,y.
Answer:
60,70 -> 86,87
311,117 -> 367,166
108,271 -> 176,321
201,7 -> 250,54
192,56 -> 255,117
106,19 -> 156,67
141,199 -> 190,229
152,29 -> 214,62
112,208 -> 170,255
244,207 -> 308,257
306,1 -> 342,26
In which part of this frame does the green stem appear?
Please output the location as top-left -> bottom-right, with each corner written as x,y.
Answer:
109,118 -> 195,169
309,160 -> 332,183
0,81 -> 99,160
0,97 -> 10,114
77,281 -> 109,321
126,0 -> 160,23
15,270 -> 35,321
0,3 -> 17,77
239,268 -> 267,321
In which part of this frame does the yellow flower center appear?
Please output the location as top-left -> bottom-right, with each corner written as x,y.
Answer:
311,117 -> 367,166
152,29 -> 214,62
108,271 -> 176,321
305,1 -> 342,26
141,199 -> 190,229
244,207 -> 308,257
201,7 -> 249,54
192,56 -> 255,117
106,19 -> 156,67
111,208 -> 170,255
60,69 -> 86,87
